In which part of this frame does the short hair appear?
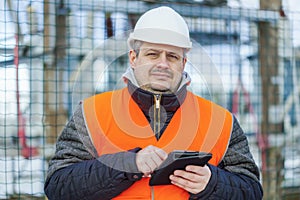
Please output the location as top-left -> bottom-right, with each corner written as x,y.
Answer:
132,40 -> 144,57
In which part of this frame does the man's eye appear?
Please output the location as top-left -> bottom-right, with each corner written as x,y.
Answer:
146,53 -> 158,57
168,54 -> 179,61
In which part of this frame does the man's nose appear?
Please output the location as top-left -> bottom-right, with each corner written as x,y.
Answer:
157,53 -> 169,68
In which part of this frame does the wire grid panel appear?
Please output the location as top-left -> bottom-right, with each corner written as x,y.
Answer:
0,0 -> 300,199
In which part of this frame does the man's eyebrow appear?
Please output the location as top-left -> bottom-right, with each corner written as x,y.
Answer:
141,48 -> 161,52
142,48 -> 180,55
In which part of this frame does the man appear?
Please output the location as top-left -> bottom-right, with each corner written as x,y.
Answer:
44,6 -> 263,200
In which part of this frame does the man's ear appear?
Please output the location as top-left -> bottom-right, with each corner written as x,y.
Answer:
129,50 -> 137,67
182,57 -> 187,70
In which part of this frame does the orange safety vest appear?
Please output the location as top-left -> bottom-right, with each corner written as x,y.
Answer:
83,88 -> 233,200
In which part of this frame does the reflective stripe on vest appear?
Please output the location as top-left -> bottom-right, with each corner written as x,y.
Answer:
83,88 -> 233,200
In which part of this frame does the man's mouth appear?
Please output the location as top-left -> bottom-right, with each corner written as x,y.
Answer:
150,70 -> 172,79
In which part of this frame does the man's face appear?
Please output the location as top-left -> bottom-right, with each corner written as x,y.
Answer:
129,42 -> 187,93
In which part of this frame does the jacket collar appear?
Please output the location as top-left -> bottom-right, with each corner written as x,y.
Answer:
127,80 -> 187,113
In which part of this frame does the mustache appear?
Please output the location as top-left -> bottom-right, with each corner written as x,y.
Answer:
150,68 -> 173,77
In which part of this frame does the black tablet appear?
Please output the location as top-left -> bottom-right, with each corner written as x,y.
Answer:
149,150 -> 212,186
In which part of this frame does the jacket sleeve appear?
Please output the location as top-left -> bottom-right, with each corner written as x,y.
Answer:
190,116 -> 263,200
44,104 -> 142,200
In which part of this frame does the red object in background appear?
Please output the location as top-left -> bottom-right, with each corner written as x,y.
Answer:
14,35 -> 38,159
232,78 -> 269,171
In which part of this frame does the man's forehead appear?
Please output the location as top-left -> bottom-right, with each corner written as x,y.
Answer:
140,42 -> 184,54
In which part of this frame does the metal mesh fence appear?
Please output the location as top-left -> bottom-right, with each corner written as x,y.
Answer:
0,0 -> 300,199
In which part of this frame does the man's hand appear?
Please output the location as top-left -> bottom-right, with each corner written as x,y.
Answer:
136,145 -> 167,176
169,165 -> 211,194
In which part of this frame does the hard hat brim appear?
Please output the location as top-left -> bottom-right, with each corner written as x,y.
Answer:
127,28 -> 192,50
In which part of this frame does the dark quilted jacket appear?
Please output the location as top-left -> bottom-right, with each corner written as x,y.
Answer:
44,81 -> 263,200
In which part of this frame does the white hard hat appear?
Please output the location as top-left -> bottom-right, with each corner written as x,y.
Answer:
128,6 -> 192,49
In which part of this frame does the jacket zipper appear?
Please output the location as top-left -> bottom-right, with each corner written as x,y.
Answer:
154,94 -> 161,139
151,186 -> 155,200
152,94 -> 161,200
